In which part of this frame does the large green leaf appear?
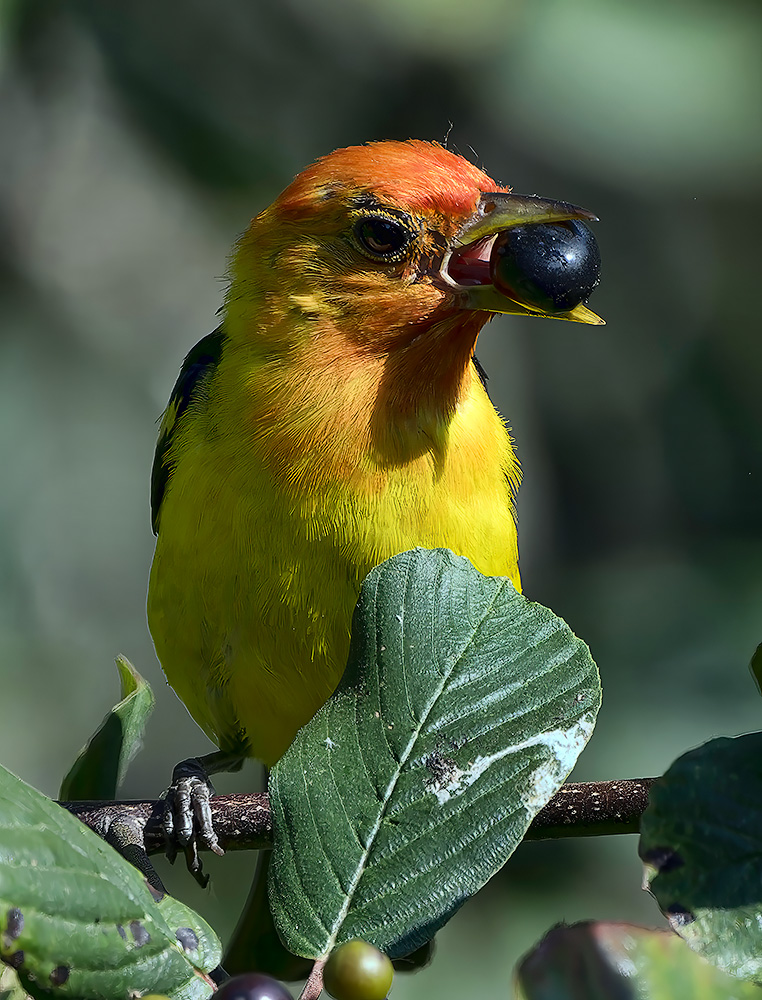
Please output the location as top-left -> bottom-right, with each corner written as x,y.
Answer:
269,548 -> 601,960
749,643 -> 762,700
59,655 -> 155,801
0,965 -> 29,1000
515,921 -> 762,999
640,733 -> 762,981
0,763 -> 219,999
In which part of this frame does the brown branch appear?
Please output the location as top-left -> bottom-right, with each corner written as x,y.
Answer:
60,778 -> 655,854
524,778 -> 655,839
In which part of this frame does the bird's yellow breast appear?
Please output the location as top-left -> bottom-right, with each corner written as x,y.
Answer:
148,336 -> 520,764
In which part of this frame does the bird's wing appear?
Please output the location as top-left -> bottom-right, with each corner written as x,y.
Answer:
472,355 -> 489,392
151,328 -> 226,535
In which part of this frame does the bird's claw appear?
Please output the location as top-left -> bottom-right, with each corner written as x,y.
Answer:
162,757 -> 225,886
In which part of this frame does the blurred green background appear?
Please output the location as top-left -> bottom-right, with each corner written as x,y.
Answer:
1,0 -> 760,995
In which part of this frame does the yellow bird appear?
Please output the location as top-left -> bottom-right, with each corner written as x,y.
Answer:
148,140 -> 602,788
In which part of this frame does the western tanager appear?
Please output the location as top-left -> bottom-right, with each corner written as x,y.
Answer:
148,140 -> 602,804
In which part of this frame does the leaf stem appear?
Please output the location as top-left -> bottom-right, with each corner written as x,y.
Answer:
298,959 -> 325,1000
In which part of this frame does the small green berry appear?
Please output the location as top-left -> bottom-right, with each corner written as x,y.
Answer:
323,939 -> 394,1000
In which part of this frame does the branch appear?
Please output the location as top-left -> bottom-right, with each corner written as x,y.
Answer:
524,778 -> 654,839
60,778 -> 655,854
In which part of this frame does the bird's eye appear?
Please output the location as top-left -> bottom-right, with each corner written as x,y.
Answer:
354,215 -> 413,262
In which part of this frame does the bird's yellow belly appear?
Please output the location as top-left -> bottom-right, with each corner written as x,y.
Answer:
148,408 -> 519,764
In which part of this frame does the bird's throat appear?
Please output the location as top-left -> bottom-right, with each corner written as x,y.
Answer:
228,308 -> 489,494
369,310 -> 488,466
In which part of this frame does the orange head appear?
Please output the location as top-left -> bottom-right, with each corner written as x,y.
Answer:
224,141 -> 602,459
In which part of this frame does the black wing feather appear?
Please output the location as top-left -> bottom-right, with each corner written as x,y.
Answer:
472,355 -> 489,392
150,328 -> 226,534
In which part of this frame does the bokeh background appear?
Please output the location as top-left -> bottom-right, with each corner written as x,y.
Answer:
1,0 -> 761,995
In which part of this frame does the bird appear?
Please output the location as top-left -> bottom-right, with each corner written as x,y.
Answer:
147,140 -> 602,834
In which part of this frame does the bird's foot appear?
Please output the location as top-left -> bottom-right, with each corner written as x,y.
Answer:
162,751 -> 242,887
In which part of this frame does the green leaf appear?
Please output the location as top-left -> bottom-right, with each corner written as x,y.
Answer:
0,964 -> 30,1000
514,921 -> 762,999
59,656 -> 155,801
0,763 -> 220,999
269,548 -> 601,960
154,895 -> 221,986
749,643 -> 762,700
640,733 -> 762,982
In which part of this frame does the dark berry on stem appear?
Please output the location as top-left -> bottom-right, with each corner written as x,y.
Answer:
490,219 -> 601,313
215,972 -> 294,1000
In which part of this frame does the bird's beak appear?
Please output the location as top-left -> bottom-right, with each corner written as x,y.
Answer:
441,192 -> 605,326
